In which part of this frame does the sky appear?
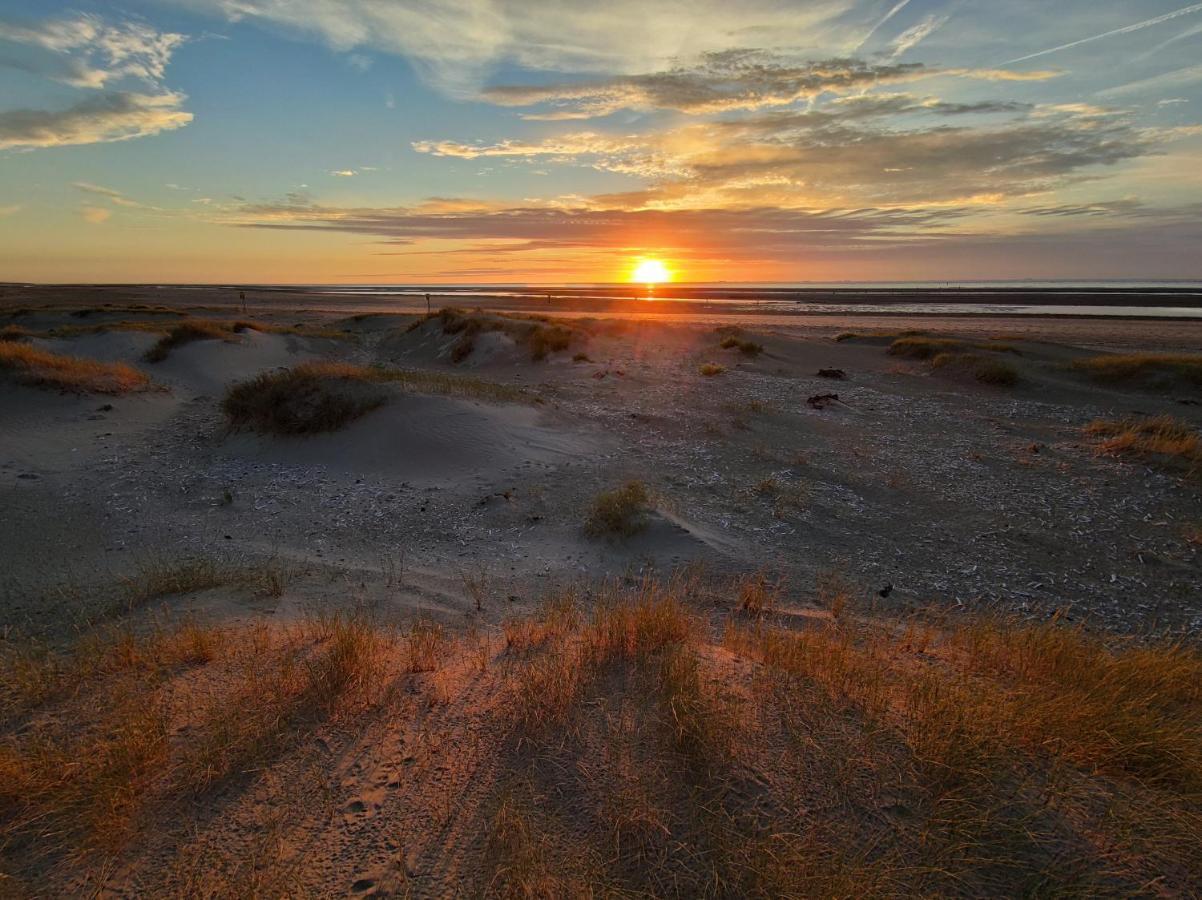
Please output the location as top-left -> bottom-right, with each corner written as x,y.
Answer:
1,0 -> 1201,284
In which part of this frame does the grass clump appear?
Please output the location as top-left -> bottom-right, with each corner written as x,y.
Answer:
223,362 -> 388,435
0,343 -> 151,394
120,557 -> 233,611
422,307 -> 580,363
889,336 -> 1016,360
1071,352 -> 1202,386
144,320 -> 237,362
0,324 -> 31,342
931,351 -> 1020,386
719,335 -> 764,356
584,480 -> 651,537
699,362 -> 726,376
1085,415 -> 1200,471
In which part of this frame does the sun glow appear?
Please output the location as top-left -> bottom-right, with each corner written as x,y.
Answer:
631,258 -> 671,284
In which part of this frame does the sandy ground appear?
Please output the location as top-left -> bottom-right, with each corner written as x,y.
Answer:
3,285 -> 1201,636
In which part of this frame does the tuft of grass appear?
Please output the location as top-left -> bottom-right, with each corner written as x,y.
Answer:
719,336 -> 764,356
1071,352 -> 1202,385
889,336 -> 1017,360
119,557 -> 232,611
572,351 -> 591,363
223,362 -> 387,435
0,324 -> 31,342
584,480 -> 651,538
224,362 -> 527,435
0,342 -> 151,394
1085,415 -> 1200,471
422,307 -> 580,362
931,351 -> 1020,386
699,362 -> 726,376
737,571 -> 781,617
144,320 -> 237,362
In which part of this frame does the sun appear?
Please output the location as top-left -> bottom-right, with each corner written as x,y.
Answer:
631,258 -> 671,284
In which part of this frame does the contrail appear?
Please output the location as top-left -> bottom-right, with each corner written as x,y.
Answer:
852,0 -> 913,52
1002,2 -> 1202,64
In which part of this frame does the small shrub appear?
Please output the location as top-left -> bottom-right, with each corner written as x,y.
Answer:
572,352 -> 591,363
699,363 -> 726,376
222,363 -> 388,435
0,343 -> 150,394
584,481 -> 651,537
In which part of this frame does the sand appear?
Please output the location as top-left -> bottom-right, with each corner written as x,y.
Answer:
2,285 -> 1201,894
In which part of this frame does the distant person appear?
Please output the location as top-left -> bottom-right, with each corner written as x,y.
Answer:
425,292 -> 431,314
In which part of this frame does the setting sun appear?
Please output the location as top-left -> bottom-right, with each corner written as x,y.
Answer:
632,259 -> 671,284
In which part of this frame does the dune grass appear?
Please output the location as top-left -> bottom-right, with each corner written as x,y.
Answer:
0,324 -> 31,342
584,480 -> 651,537
888,336 -> 1017,360
0,342 -> 151,393
144,319 -> 238,362
719,335 -> 764,356
931,351 -> 1021,385
1071,352 -> 1202,385
419,307 -> 579,362
223,361 -> 527,435
2,574 -> 1200,895
223,362 -> 389,434
1085,415 -> 1201,472
493,579 -> 1202,897
699,362 -> 726,376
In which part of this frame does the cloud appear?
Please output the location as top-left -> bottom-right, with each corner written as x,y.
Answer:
889,14 -> 949,60
1002,2 -> 1202,65
414,96 -> 1159,209
478,51 -> 1058,119
0,13 -> 185,88
0,91 -> 192,150
851,0 -> 912,53
160,0 -> 872,91
330,169 -> 358,177
81,205 -> 112,224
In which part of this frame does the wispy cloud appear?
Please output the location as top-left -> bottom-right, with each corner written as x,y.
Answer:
0,13 -> 191,150
0,13 -> 185,88
0,91 -> 191,150
478,51 -> 1056,119
851,0 -> 912,53
1002,2 -> 1202,65
889,14 -> 950,60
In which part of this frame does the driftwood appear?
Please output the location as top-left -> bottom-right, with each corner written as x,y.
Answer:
807,393 -> 840,410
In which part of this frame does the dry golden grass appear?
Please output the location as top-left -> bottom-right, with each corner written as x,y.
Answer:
0,342 -> 151,394
1072,352 -> 1202,385
583,480 -> 651,537
144,319 -> 237,362
1085,415 -> 1201,472
699,362 -> 726,376
0,612 -> 389,879
0,324 -> 31,342
6,575 -> 1200,896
